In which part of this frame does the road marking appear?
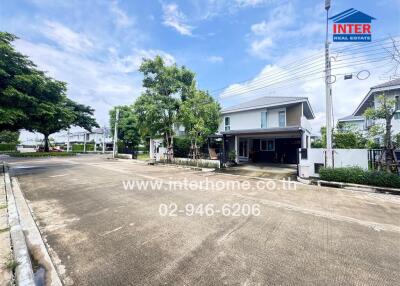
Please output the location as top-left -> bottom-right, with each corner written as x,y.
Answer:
49,174 -> 68,178
100,226 -> 123,237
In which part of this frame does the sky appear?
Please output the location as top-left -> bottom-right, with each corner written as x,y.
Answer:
1,0 -> 400,139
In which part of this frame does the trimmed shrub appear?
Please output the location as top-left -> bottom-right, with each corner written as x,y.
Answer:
319,167 -> 400,188
9,152 -> 76,157
0,143 -> 17,152
72,144 -> 95,152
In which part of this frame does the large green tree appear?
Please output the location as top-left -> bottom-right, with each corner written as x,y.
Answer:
109,105 -> 140,152
1,32 -> 98,151
180,89 -> 221,158
364,93 -> 398,172
0,32 -> 44,130
135,56 -> 195,159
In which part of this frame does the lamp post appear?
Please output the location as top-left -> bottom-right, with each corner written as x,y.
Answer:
113,109 -> 119,158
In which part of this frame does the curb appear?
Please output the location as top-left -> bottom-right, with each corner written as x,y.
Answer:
4,167 -> 35,286
297,176 -> 400,194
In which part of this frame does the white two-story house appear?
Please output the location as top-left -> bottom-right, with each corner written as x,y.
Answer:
338,78 -> 400,145
217,96 -> 315,164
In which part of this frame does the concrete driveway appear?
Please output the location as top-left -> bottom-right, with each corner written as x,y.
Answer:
5,155 -> 400,286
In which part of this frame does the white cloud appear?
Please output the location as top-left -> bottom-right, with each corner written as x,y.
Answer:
14,39 -> 140,126
109,48 -> 176,73
207,56 -> 223,63
162,3 -> 194,36
41,21 -> 94,53
110,0 -> 135,28
235,0 -> 272,8
248,2 -> 295,58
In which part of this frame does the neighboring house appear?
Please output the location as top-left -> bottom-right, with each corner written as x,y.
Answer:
217,96 -> 315,164
338,78 -> 400,144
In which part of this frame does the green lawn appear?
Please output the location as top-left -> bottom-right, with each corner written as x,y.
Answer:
136,153 -> 149,161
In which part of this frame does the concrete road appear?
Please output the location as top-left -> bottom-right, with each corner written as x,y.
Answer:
5,155 -> 400,286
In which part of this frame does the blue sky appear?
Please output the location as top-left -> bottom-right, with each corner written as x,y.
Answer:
1,0 -> 400,132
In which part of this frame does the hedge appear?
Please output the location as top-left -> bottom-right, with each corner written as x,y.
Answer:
319,167 -> 400,188
0,143 -> 17,152
8,152 -> 77,157
72,144 -> 95,152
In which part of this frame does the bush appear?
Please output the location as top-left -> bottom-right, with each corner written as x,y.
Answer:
0,143 -> 17,152
72,144 -> 95,152
319,167 -> 400,188
173,137 -> 191,157
8,152 -> 76,157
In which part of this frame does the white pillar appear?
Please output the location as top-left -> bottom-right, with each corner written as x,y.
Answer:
66,130 -> 70,152
234,135 -> 239,163
150,138 -> 154,159
102,128 -> 105,154
83,132 -> 87,153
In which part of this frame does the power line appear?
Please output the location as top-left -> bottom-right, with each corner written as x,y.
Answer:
215,55 -> 392,97
210,39 -> 399,95
218,57 -> 393,98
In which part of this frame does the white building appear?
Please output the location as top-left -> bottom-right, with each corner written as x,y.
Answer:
338,78 -> 400,143
217,96 -> 315,164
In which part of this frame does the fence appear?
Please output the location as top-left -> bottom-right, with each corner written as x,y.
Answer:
298,148 -> 369,178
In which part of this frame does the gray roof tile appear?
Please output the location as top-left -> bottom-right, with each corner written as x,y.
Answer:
222,96 -> 308,113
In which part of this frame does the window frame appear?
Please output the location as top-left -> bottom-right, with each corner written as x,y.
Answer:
224,116 -> 230,131
261,111 -> 268,128
260,139 -> 275,151
278,110 -> 286,127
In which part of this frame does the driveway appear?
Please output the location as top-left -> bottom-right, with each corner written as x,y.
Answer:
5,155 -> 400,286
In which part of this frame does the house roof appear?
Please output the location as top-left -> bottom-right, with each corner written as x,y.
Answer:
353,78 -> 400,116
221,96 -> 315,119
329,8 -> 376,23
338,115 -> 365,122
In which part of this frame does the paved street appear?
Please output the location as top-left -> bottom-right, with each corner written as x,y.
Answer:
5,155 -> 400,286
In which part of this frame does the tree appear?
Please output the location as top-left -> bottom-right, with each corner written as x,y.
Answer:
109,105 -> 140,152
0,32 -> 98,151
180,89 -> 221,159
135,56 -> 195,160
364,93 -> 398,172
0,130 -> 19,143
311,126 -> 368,149
0,32 -> 44,131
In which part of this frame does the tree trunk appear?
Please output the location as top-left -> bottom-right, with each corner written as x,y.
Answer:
44,134 -> 49,152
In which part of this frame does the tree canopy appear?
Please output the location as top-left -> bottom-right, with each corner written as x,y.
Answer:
0,32 -> 98,151
135,56 -> 195,159
109,105 -> 140,150
180,89 -> 221,158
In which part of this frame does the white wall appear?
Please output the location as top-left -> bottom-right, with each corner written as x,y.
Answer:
298,148 -> 369,178
219,107 -> 287,132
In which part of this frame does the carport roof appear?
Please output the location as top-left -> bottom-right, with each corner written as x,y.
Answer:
220,126 -> 303,135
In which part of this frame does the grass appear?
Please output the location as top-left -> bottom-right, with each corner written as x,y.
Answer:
8,152 -> 77,158
4,256 -> 19,271
137,153 -> 149,161
0,203 -> 6,209
0,227 -> 10,234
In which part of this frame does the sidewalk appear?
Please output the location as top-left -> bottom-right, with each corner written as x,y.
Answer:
0,169 -> 12,286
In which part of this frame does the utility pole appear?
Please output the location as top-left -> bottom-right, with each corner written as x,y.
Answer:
113,109 -> 120,158
325,0 -> 333,167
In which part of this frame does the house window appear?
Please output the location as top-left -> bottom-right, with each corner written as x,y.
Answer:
261,111 -> 267,128
260,139 -> 275,151
396,96 -> 400,111
224,117 -> 230,131
395,112 -> 400,120
279,111 -> 286,127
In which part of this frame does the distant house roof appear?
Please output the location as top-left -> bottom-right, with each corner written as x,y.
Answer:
329,8 -> 376,23
353,78 -> 400,116
221,96 -> 315,119
338,115 -> 365,122
371,78 -> 400,89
